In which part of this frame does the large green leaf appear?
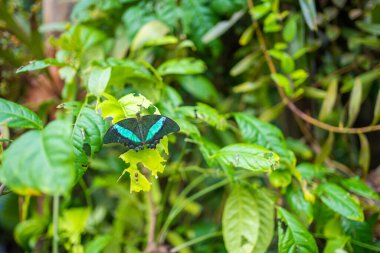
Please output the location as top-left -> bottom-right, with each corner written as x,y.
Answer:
0,120 -> 75,195
72,107 -> 106,178
222,185 -> 259,253
277,207 -> 318,253
157,58 -> 207,76
251,188 -> 275,253
0,98 -> 43,129
88,67 -> 111,97
340,177 -> 379,200
234,113 -> 295,170
316,183 -> 364,221
212,144 -> 279,172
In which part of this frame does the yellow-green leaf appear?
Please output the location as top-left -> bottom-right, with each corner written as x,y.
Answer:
347,77 -> 362,127
319,79 -> 337,121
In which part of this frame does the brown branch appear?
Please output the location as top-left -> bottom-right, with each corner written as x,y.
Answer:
247,0 -> 380,135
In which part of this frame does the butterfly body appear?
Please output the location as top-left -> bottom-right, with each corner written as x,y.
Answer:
103,115 -> 180,151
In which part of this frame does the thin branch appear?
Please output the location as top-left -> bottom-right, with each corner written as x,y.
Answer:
246,0 -> 380,134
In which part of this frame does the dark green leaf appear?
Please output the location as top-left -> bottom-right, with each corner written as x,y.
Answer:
356,21 -> 380,36
0,98 -> 43,129
286,185 -> 314,225
340,177 -> 379,200
316,183 -> 364,221
178,75 -> 218,103
277,207 -> 318,253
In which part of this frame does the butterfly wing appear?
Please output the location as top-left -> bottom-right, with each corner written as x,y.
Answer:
103,118 -> 144,150
141,115 -> 180,147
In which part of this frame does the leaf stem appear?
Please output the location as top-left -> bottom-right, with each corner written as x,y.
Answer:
53,195 -> 59,253
246,0 -> 380,134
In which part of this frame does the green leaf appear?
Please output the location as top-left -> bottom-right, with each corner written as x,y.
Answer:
0,120 -> 75,195
296,163 -> 330,182
59,208 -> 90,245
84,235 -> 112,253
286,138 -> 313,160
319,79 -> 338,121
250,3 -> 271,20
271,73 -> 292,96
281,53 -> 295,74
315,132 -> 334,164
222,185 -> 260,253
251,188 -> 275,253
130,20 -> 170,51
358,134 -> 370,177
323,236 -> 349,253
340,177 -> 379,200
178,75 -> 218,103
16,59 -> 65,73
0,98 -> 43,129
88,67 -> 111,97
212,144 -> 279,172
157,58 -> 207,75
15,217 -> 48,249
372,88 -> 380,125
269,169 -> 292,188
286,185 -> 314,225
299,0 -> 317,31
234,113 -> 296,170
277,207 -> 318,253
316,183 -> 364,221
283,15 -> 297,42
72,107 -> 106,178
356,21 -> 380,36
347,78 -> 362,127
178,103 -> 227,130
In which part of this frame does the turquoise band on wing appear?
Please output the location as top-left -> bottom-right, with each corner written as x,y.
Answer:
114,124 -> 141,143
146,117 -> 166,141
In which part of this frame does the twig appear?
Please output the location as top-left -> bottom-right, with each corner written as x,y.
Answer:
246,0 -> 380,134
144,189 -> 158,253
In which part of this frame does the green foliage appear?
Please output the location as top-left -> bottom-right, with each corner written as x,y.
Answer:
1,0 -> 380,252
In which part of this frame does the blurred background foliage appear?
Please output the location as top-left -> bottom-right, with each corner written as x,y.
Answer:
1,0 -> 380,252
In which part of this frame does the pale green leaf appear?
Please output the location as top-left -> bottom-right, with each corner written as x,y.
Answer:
84,235 -> 112,253
157,58 -> 207,76
222,186 -> 259,253
212,144 -> 279,172
88,67 -> 111,97
315,132 -> 334,164
277,207 -> 318,253
0,98 -> 43,129
316,183 -> 364,221
281,53 -> 295,74
0,120 -> 75,195
271,73 -> 292,96
131,20 -> 170,51
299,0 -> 317,31
347,78 -> 362,127
319,79 -> 338,121
283,15 -> 297,42
372,88 -> 380,125
16,59 -> 65,73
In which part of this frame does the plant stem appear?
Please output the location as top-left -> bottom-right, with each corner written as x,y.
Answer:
144,188 -> 158,253
53,195 -> 59,253
170,231 -> 222,253
246,0 -> 380,134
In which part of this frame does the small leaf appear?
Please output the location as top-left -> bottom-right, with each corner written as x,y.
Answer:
316,183 -> 364,221
286,185 -> 314,225
131,20 -> 170,51
178,75 -> 218,103
299,0 -> 317,31
296,163 -> 330,182
239,26 -> 254,46
281,53 -> 295,74
358,134 -> 370,177
84,235 -> 112,253
319,79 -> 338,121
250,3 -> 271,20
157,58 -> 207,76
15,217 -> 48,250
0,98 -> 43,129
277,207 -> 318,253
283,15 -> 297,42
178,103 -> 227,130
16,59 -> 65,73
271,73 -> 292,96
372,88 -> 380,125
202,10 -> 244,43
340,177 -> 379,200
222,185 -> 260,253
212,144 -> 279,172
0,120 -> 75,195
88,67 -> 111,97
347,78 -> 362,127
356,21 -> 380,36
315,132 -> 334,164
269,169 -> 292,188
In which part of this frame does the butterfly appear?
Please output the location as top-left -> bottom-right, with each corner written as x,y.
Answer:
103,114 -> 180,151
